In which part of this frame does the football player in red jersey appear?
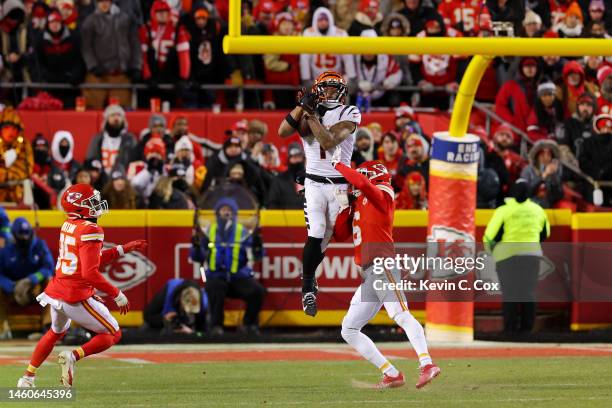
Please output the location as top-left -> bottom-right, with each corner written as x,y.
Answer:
330,148 -> 440,389
17,184 -> 148,388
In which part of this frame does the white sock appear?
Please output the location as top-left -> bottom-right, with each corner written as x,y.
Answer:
380,361 -> 400,377
341,327 -> 390,373
394,311 -> 433,367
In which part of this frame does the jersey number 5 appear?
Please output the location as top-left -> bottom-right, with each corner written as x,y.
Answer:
352,211 -> 362,246
56,232 -> 78,275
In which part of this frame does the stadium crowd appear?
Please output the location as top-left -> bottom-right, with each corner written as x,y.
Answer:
0,0 -> 611,211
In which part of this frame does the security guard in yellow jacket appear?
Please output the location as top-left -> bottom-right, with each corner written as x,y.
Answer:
483,179 -> 550,334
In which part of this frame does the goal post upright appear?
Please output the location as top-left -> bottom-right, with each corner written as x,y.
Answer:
222,1 -> 612,342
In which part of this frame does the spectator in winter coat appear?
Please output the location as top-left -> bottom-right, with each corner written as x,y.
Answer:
140,0 -> 191,105
540,51 -> 565,84
482,125 -> 522,206
398,0 -> 439,36
587,0 -> 609,32
81,158 -> 108,192
579,114 -> 612,205
395,171 -> 427,210
348,0 -> 383,36
185,6 -> 225,107
410,13 -> 463,109
354,30 -> 402,106
264,12 -> 301,108
80,0 -> 141,108
553,2 -> 583,38
33,10 -> 84,107
149,164 -> 193,209
30,135 -> 61,209
560,92 -> 597,157
559,60 -> 598,118
170,116 -> 215,164
526,81 -> 565,142
495,57 -> 540,134
102,168 -> 137,209
354,127 -> 375,162
0,109 -> 33,204
380,13 -> 412,87
300,7 -> 356,87
520,139 -> 564,208
266,143 -> 306,209
596,66 -> 612,116
377,132 -> 402,177
201,136 -> 266,203
0,0 -> 31,86
50,130 -> 80,191
86,104 -> 137,175
519,9 -> 544,38
172,135 -> 206,191
394,133 -> 430,190
437,0 -> 483,37
136,114 -> 174,161
129,137 -> 167,208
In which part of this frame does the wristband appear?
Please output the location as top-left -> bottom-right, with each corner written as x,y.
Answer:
285,113 -> 299,130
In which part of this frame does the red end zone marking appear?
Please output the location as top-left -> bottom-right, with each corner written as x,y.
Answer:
101,347 -> 612,364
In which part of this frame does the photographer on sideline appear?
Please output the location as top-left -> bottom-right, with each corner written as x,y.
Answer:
483,179 -> 550,335
144,279 -> 208,335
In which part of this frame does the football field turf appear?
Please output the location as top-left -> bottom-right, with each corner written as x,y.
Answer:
1,343 -> 611,407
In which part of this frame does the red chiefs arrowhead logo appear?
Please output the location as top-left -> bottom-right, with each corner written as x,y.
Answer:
66,192 -> 82,203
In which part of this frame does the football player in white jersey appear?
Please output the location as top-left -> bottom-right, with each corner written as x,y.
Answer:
278,70 -> 361,316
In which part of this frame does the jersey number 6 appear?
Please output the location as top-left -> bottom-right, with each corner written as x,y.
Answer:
56,232 -> 78,275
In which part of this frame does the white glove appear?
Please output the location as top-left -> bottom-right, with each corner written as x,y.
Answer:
383,77 -> 395,90
114,291 -> 128,307
3,149 -> 17,168
358,80 -> 373,93
331,146 -> 342,168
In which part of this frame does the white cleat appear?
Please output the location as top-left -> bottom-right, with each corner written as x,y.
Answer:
17,376 -> 35,388
58,351 -> 75,387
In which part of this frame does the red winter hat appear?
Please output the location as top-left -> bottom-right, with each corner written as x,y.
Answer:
597,66 -> 612,85
144,137 -> 167,159
47,10 -> 62,23
494,123 -> 514,137
407,171 -> 424,185
232,119 -> 248,132
594,114 -> 612,133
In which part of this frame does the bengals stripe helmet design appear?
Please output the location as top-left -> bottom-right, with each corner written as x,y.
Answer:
313,70 -> 348,104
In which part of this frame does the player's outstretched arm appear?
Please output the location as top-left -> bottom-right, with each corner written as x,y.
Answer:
306,116 -> 356,150
279,106 -> 305,137
99,240 -> 148,266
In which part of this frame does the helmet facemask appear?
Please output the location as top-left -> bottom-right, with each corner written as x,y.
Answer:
76,190 -> 109,218
315,80 -> 347,106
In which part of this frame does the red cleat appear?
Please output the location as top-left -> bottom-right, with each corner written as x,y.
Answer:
416,364 -> 440,389
376,372 -> 405,389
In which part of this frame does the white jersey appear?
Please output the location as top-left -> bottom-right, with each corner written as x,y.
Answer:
302,104 -> 361,178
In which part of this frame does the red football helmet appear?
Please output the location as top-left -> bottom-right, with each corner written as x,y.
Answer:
61,184 -> 109,218
357,160 -> 392,185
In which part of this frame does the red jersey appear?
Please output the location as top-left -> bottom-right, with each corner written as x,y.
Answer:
597,95 -> 611,116
45,219 -> 121,303
438,0 -> 482,36
333,163 -> 395,266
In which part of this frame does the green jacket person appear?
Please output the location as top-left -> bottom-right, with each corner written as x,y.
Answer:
482,179 -> 550,334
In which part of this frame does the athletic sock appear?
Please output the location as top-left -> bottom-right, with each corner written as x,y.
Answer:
394,311 -> 433,367
73,333 -> 115,361
342,327 -> 390,373
302,237 -> 324,293
25,330 -> 64,376
380,361 -> 400,377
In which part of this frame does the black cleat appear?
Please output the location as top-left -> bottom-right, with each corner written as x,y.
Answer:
302,292 -> 318,317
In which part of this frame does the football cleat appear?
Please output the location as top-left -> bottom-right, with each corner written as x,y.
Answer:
58,351 -> 75,387
416,364 -> 440,389
17,376 -> 35,388
302,292 -> 318,317
376,372 -> 405,389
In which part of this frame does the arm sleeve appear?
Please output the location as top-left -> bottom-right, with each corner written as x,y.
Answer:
177,26 -> 191,80
79,240 -> 120,298
100,246 -> 121,267
335,163 -> 385,204
483,207 -> 505,251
